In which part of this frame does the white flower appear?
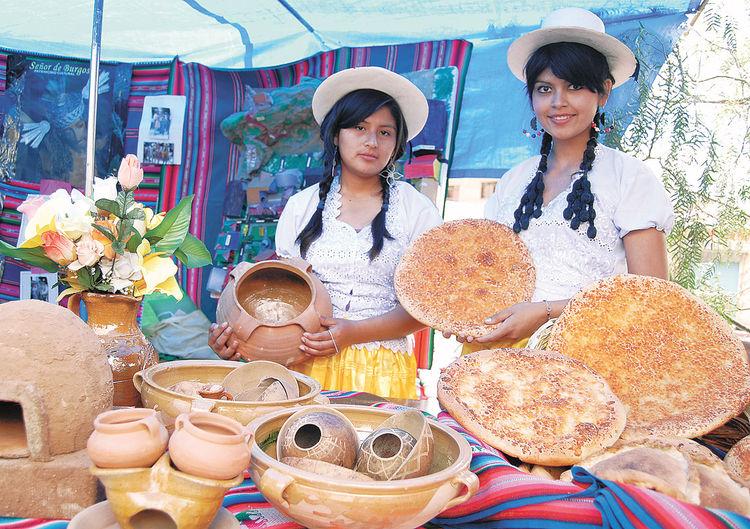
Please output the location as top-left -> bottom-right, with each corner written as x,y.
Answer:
69,233 -> 104,271
93,177 -> 119,203
23,189 -> 94,242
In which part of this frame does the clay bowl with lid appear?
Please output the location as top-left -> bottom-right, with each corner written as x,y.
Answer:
134,360 -> 327,430
216,258 -> 333,366
247,405 -> 478,529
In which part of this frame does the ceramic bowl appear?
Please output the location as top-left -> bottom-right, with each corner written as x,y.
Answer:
355,427 -> 418,480
133,360 -> 326,430
247,405 -> 478,529
277,406 -> 359,468
221,360 -> 299,399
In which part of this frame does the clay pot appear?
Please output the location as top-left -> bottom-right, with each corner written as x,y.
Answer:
277,406 -> 359,468
372,409 -> 434,480
69,292 -> 158,407
168,412 -> 251,480
355,427 -> 418,480
222,360 -> 299,400
198,384 -> 233,400
68,500 -> 241,529
87,408 -> 168,469
216,259 -> 333,366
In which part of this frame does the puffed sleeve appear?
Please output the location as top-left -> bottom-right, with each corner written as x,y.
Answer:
400,184 -> 443,243
613,160 -> 675,238
484,186 -> 502,220
275,190 -> 316,259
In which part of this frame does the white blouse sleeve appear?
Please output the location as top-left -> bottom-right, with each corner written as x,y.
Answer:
275,189 -> 317,259
613,160 -> 675,238
400,184 -> 443,243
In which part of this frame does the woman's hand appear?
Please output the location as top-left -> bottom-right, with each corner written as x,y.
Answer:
442,302 -> 548,344
208,322 -> 242,361
300,315 -> 357,358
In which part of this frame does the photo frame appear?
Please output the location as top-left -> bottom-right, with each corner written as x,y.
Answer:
19,271 -> 59,303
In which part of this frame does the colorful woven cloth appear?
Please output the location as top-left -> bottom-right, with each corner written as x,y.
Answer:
2,397 -> 749,529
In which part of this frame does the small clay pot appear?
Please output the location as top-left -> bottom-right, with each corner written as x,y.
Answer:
371,409 -> 434,480
355,428 -> 417,480
169,412 -> 251,480
277,406 -> 358,469
198,384 -> 233,400
87,408 -> 168,469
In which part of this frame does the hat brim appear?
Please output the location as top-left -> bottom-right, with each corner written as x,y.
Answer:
507,27 -> 637,88
311,67 -> 429,141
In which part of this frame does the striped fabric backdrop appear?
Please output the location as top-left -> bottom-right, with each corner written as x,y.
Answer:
173,39 -> 473,313
2,401 -> 748,528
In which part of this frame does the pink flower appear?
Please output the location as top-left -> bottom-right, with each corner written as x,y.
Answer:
117,154 -> 143,190
41,231 -> 77,265
17,195 -> 47,219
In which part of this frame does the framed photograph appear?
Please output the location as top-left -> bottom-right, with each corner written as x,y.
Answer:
19,271 -> 58,303
143,141 -> 175,164
149,107 -> 171,139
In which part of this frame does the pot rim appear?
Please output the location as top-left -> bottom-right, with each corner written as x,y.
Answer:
138,360 -> 322,406
177,411 -> 245,445
231,260 -> 318,329
94,408 -> 157,432
249,404 -> 473,492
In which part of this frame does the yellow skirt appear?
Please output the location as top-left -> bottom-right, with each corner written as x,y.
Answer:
292,345 -> 418,400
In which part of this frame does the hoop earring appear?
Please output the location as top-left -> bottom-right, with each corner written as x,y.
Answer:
380,162 -> 401,187
522,116 -> 544,139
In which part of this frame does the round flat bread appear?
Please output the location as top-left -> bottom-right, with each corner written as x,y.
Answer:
437,348 -> 626,465
395,219 -> 535,337
547,274 -> 750,438
725,435 -> 750,488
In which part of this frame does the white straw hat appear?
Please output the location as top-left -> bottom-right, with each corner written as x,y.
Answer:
507,8 -> 637,88
311,66 -> 429,141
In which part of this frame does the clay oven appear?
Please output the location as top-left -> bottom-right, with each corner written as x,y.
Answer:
0,299 -> 113,518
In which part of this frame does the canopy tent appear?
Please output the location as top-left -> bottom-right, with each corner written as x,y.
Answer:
2,0 -> 701,177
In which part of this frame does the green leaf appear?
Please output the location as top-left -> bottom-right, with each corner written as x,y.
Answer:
92,223 -> 116,242
76,267 -> 95,290
126,230 -> 143,253
112,241 -> 126,255
126,207 -> 145,221
174,233 -> 212,268
118,219 -> 134,243
0,241 -> 58,272
94,198 -> 121,217
145,195 -> 194,255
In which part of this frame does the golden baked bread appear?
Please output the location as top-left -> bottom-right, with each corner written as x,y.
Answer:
395,219 -> 535,337
547,274 -> 750,438
565,436 -> 750,515
725,434 -> 750,488
437,348 -> 626,465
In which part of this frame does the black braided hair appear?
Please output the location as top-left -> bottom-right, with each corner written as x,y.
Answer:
296,88 -> 408,260
511,42 -> 614,239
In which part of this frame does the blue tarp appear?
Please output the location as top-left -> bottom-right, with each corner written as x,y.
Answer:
1,0 -> 700,177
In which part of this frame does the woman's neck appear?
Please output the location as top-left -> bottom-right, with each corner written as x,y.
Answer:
550,132 -> 593,168
339,170 -> 382,198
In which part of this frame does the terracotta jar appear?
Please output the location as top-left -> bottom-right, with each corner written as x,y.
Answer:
216,259 -> 332,366
87,408 -> 168,469
69,292 -> 158,407
277,407 -> 359,469
169,411 -> 251,480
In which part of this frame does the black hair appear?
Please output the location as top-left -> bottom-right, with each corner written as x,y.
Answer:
512,42 -> 614,239
296,88 -> 409,260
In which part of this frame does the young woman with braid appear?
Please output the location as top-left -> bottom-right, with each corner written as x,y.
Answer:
460,8 -> 674,348
209,67 -> 442,398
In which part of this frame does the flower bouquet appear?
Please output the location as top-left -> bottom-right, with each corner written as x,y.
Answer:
0,155 -> 212,300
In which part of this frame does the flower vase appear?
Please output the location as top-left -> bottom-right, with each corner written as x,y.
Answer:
69,292 -> 158,407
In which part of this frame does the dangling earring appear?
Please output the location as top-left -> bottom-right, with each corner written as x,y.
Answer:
331,146 -> 338,179
522,116 -> 544,139
380,162 -> 401,187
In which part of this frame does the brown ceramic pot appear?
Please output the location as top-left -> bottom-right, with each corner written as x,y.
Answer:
87,408 -> 168,469
69,292 -> 158,407
277,406 -> 359,468
216,259 -> 333,366
168,411 -> 251,480
355,427 -> 418,480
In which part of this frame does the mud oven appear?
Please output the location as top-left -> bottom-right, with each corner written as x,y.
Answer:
0,300 -> 113,518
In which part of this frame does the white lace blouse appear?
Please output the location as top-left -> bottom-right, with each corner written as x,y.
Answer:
485,145 -> 674,302
275,178 -> 443,353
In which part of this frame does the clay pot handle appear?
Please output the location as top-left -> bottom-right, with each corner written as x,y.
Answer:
67,292 -> 82,318
282,257 -> 313,273
441,470 -> 480,511
141,413 -> 163,439
174,413 -> 188,432
228,261 -> 254,282
132,371 -> 144,393
259,467 -> 295,509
